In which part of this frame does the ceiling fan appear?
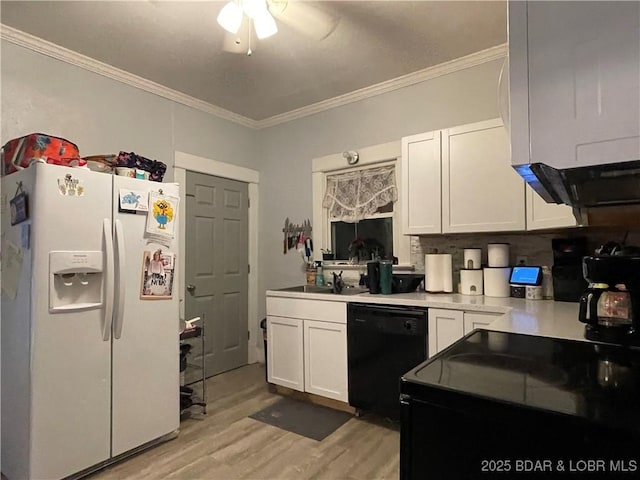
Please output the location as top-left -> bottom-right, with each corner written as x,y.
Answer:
218,0 -> 339,55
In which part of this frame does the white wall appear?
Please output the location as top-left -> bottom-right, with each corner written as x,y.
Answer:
1,38 -> 504,355
256,58 -> 504,320
1,41 -> 258,178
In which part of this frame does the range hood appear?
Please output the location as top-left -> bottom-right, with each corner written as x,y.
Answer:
513,160 -> 640,225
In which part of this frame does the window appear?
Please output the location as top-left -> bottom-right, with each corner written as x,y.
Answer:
323,165 -> 397,262
312,140 -> 410,265
331,215 -> 393,261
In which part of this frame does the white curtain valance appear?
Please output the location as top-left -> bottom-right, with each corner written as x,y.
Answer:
322,165 -> 397,223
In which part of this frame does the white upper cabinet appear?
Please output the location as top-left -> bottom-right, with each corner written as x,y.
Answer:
509,0 -> 640,168
526,185 -> 576,230
442,119 -> 525,233
401,131 -> 442,235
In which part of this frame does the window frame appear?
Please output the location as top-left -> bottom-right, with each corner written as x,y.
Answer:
312,140 -> 411,265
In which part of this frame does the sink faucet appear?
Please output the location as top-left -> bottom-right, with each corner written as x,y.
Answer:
332,271 -> 345,294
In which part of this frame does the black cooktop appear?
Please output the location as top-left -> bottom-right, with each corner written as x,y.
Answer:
402,330 -> 640,433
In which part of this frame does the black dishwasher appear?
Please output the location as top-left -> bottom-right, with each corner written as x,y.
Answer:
347,303 -> 428,420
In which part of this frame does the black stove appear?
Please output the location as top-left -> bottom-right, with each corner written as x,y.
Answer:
400,330 -> 640,479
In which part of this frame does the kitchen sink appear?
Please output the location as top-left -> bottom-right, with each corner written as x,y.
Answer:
277,285 -> 369,295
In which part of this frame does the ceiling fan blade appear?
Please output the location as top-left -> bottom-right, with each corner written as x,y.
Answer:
270,1 -> 339,41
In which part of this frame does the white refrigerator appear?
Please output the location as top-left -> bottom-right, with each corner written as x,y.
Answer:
1,163 -> 180,480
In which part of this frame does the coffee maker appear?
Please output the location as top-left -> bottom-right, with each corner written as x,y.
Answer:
579,252 -> 640,345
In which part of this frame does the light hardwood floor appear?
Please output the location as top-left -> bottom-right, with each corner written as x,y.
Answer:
92,364 -> 400,480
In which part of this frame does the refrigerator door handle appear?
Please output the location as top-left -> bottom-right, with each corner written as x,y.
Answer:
103,218 -> 115,341
114,219 -> 126,339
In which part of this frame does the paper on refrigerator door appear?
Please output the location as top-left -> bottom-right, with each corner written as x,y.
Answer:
145,190 -> 179,244
119,188 -> 149,212
1,240 -> 24,299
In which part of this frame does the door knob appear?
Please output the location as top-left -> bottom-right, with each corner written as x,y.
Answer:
187,284 -> 196,293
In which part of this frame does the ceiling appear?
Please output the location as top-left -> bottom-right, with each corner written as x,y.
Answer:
0,1 -> 506,123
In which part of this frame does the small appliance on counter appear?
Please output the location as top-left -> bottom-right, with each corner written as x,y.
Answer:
552,237 -> 588,302
579,251 -> 640,346
509,266 -> 542,299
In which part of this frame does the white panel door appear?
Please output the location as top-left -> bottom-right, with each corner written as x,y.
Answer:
111,178 -> 179,456
267,316 -> 304,391
526,185 -> 576,230
401,131 -> 442,234
442,119 -> 525,233
304,320 -> 348,402
463,312 -> 503,335
29,164 -> 112,479
428,308 -> 464,358
527,1 -> 640,168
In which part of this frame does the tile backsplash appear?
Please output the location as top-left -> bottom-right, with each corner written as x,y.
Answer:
411,228 -> 640,291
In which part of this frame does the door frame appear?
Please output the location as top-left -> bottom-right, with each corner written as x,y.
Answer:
174,151 -> 259,364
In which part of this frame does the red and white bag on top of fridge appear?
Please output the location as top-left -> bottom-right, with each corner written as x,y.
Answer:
1,133 -> 85,175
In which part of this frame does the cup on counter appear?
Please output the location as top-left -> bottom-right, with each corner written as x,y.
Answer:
379,260 -> 393,295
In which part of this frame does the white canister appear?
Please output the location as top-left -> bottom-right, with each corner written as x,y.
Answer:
526,285 -> 543,300
487,243 -> 510,267
483,267 -> 511,297
460,269 -> 483,295
463,248 -> 482,270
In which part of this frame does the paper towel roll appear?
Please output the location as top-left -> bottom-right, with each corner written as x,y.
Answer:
460,269 -> 483,295
463,248 -> 482,270
425,254 -> 453,293
483,267 -> 511,297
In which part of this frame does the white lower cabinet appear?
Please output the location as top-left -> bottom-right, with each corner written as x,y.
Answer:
266,316 -> 304,391
304,320 -> 348,402
266,297 -> 348,402
428,309 -> 464,357
463,312 -> 504,335
429,309 -> 503,357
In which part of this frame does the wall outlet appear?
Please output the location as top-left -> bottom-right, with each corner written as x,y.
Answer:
516,256 -> 528,266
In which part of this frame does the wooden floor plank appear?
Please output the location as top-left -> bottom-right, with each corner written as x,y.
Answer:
91,364 -> 399,480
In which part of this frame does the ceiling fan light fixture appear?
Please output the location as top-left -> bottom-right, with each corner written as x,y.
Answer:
254,10 -> 278,39
217,1 -> 243,34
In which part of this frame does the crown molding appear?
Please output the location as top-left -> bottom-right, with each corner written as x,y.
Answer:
0,24 -> 260,129
1,24 -> 506,131
258,43 -> 508,128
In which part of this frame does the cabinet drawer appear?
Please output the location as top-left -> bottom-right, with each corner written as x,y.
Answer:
267,297 -> 346,324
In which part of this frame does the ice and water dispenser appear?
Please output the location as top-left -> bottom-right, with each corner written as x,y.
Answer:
49,251 -> 104,312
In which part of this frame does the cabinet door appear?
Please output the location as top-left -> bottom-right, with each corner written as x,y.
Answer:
442,119 -> 525,233
401,131 -> 442,235
526,185 -> 576,230
428,309 -> 464,357
463,312 -> 503,335
304,320 -> 348,402
527,1 -> 640,168
267,316 -> 304,391
508,0 -> 531,167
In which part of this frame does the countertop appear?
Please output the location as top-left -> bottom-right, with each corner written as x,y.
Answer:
266,288 -> 585,342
